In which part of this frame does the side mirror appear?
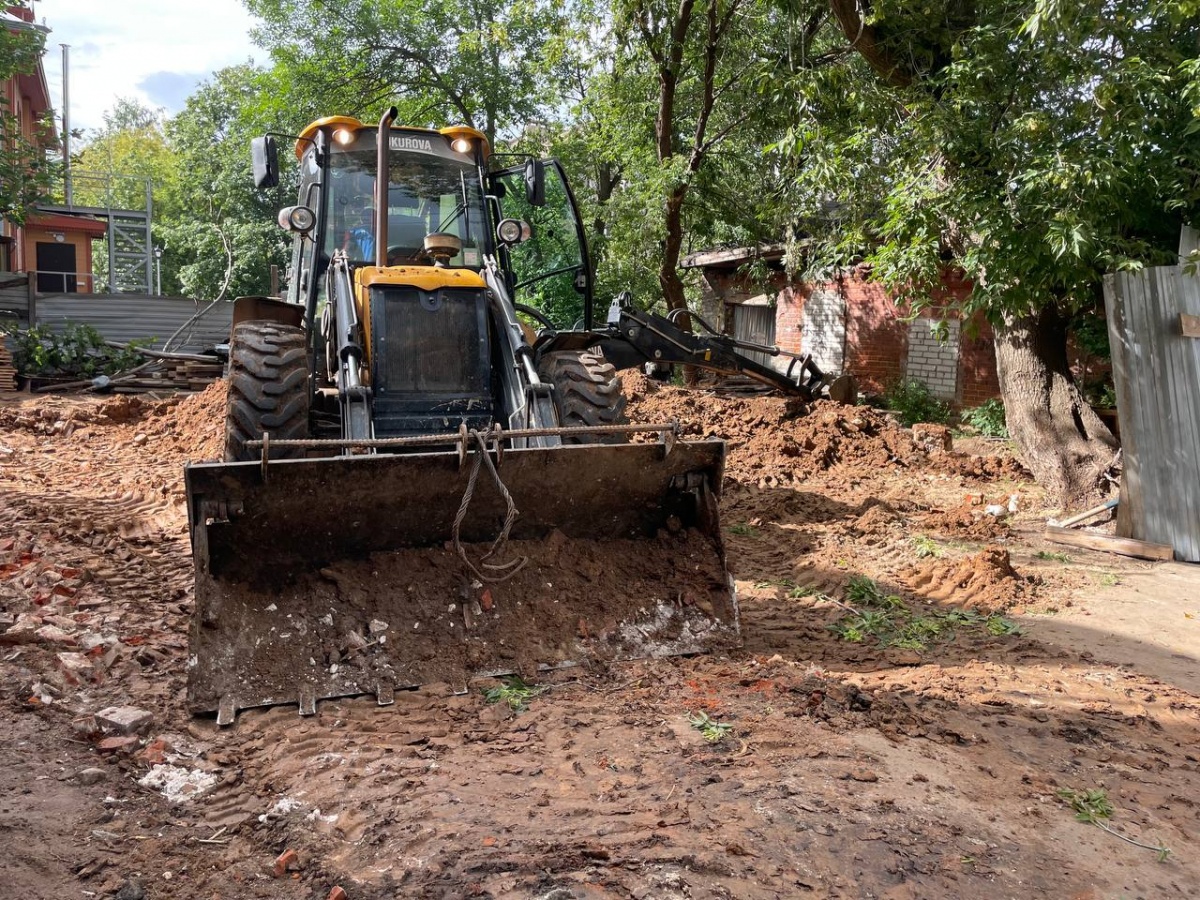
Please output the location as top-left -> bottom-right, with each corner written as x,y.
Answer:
251,136 -> 279,189
524,159 -> 545,207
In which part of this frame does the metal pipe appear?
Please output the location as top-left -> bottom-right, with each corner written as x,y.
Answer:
61,44 -> 71,206
246,421 -> 679,450
329,252 -> 363,388
374,106 -> 398,268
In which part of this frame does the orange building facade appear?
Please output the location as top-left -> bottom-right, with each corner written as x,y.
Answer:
2,3 -> 102,293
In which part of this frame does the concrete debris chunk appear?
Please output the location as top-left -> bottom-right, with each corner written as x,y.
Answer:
138,763 -> 217,802
911,423 -> 953,454
74,767 -> 108,785
1,614 -> 42,645
56,651 -> 95,684
34,624 -> 77,646
96,705 -> 154,735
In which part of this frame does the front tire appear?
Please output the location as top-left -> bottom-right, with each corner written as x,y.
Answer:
225,321 -> 310,461
538,349 -> 628,444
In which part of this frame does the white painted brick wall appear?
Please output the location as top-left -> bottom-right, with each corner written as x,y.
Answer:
800,288 -> 846,373
905,318 -> 959,399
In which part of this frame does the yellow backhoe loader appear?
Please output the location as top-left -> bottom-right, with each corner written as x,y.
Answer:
185,111 -> 762,722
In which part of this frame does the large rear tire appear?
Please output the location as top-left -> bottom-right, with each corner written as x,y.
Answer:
538,349 -> 628,444
225,321 -> 310,462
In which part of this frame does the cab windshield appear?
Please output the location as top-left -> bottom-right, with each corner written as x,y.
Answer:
323,132 -> 486,268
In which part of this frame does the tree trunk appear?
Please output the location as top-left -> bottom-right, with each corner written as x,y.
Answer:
660,186 -> 688,313
993,306 -> 1119,509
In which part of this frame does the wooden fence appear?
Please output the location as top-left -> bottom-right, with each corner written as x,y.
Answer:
1103,265 -> 1200,562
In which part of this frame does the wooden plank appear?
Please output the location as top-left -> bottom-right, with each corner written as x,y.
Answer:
1055,498 -> 1119,528
1044,526 -> 1174,561
1182,313 -> 1200,338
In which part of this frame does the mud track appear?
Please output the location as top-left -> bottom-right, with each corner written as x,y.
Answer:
1,379 -> 1198,899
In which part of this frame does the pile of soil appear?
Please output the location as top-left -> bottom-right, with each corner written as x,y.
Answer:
940,450 -> 1029,480
623,373 -> 915,484
901,546 -> 1035,612
921,498 -> 1012,540
161,379 -> 227,462
191,527 -> 738,714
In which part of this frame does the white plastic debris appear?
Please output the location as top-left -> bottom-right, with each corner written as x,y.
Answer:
138,764 -> 217,803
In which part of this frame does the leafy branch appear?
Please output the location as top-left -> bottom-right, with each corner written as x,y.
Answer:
1057,788 -> 1172,862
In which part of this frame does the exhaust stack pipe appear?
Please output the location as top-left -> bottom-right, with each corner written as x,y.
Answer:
374,106 -> 397,268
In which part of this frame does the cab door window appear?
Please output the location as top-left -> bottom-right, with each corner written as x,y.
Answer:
492,160 -> 592,329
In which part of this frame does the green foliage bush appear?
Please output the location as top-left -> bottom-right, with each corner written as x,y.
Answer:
961,398 -> 1008,437
882,379 -> 952,427
1,322 -> 148,379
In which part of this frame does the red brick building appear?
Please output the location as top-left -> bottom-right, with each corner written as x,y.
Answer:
2,4 -> 104,293
684,245 -> 1001,407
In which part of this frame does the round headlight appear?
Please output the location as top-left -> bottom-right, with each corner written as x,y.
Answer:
277,205 -> 316,234
333,128 -> 356,146
288,206 -> 316,232
450,137 -> 473,154
497,218 -> 530,245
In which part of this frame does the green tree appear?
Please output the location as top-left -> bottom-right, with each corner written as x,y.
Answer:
72,100 -> 176,211
0,5 -> 58,228
160,64 -> 294,301
243,0 -> 574,145
601,0 -> 785,317
71,99 -> 177,292
775,0 -> 1200,504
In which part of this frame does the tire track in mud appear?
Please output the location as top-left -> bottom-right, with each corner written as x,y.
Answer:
0,485 -> 192,606
197,667 -> 977,898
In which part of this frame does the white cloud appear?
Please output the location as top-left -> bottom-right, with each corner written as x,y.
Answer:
34,0 -> 261,132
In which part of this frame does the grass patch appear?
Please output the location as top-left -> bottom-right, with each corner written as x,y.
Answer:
1036,550 -> 1072,563
1098,573 -> 1120,587
728,523 -> 758,537
911,535 -> 944,559
753,578 -> 816,599
688,711 -> 733,743
1058,788 -> 1171,861
482,676 -> 546,712
830,575 -> 1020,652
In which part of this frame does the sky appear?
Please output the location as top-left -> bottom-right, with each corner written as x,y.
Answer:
31,0 -> 261,134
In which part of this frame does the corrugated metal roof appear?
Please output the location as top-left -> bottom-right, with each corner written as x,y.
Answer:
34,294 -> 233,354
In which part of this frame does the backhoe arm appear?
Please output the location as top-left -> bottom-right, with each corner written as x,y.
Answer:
594,300 -> 831,400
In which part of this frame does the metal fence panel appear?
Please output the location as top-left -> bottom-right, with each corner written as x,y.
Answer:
33,294 -> 233,354
0,277 -> 30,318
1104,267 -> 1200,562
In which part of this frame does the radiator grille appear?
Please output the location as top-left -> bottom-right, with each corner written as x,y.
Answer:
370,287 -> 488,396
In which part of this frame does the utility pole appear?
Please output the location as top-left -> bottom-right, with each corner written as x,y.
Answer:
153,246 -> 162,296
61,44 -> 71,206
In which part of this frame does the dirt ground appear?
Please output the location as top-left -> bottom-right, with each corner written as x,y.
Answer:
1,377 -> 1198,899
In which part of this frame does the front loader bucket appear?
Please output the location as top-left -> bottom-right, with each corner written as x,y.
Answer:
185,439 -> 737,721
